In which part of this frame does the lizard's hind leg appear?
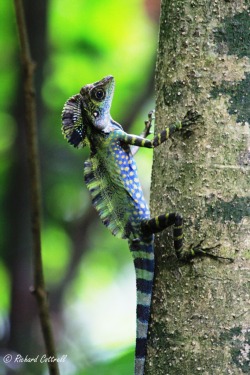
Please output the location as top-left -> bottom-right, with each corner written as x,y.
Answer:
141,213 -> 184,258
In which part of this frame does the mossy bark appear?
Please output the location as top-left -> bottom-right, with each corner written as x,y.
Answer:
146,1 -> 250,374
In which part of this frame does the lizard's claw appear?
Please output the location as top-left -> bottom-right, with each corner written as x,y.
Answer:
182,110 -> 201,128
143,110 -> 155,137
148,110 -> 155,121
178,240 -> 234,263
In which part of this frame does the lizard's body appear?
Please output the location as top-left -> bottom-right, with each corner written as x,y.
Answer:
61,76 -> 199,374
84,129 -> 150,239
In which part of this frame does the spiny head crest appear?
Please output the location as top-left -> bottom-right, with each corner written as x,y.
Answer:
61,75 -> 115,148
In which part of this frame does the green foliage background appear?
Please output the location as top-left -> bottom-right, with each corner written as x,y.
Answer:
0,1 -> 159,374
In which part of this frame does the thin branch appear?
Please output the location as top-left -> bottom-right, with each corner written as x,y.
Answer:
13,1 -> 60,374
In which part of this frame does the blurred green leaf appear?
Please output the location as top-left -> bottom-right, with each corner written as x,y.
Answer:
0,112 -> 17,153
76,348 -> 134,375
44,0 -> 156,114
47,181 -> 89,221
0,261 -> 10,313
0,2 -> 18,109
42,224 -> 71,284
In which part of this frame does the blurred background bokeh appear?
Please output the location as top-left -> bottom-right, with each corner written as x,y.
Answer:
0,1 -> 160,374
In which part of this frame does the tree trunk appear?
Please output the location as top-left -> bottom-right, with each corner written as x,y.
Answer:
146,1 -> 250,374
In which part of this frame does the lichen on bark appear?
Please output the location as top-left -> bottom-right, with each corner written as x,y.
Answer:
146,1 -> 250,374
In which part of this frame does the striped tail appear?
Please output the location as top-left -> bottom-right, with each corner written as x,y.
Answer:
129,236 -> 155,375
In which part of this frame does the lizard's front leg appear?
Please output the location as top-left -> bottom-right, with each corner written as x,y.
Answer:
112,110 -> 200,149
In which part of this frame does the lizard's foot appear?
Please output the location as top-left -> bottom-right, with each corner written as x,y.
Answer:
132,110 -> 155,156
182,110 -> 201,128
143,110 -> 155,138
177,240 -> 234,263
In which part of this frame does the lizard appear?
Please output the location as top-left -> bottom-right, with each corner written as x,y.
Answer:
61,75 -> 203,375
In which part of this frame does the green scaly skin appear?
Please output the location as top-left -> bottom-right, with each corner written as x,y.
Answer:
61,76 -> 201,375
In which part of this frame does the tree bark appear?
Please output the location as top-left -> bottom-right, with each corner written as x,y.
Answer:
146,1 -> 250,374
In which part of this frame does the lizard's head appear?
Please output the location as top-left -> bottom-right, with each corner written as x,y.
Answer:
61,75 -> 115,148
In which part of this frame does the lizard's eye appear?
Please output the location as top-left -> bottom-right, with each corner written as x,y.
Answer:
93,88 -> 105,101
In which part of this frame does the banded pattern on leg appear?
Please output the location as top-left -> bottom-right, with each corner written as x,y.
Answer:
129,237 -> 155,375
141,213 -> 184,257
111,121 -> 182,149
151,122 -> 181,147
